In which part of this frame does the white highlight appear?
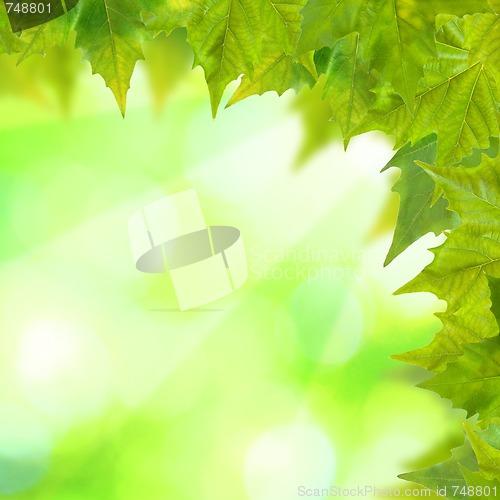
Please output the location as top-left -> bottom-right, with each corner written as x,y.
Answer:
18,320 -> 82,382
245,423 -> 336,500
16,319 -> 110,424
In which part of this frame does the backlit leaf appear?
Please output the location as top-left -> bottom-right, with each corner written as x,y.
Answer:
381,134 -> 460,266
74,0 -> 148,115
396,154 -> 500,372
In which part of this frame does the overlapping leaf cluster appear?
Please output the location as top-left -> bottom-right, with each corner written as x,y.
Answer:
2,0 -> 500,489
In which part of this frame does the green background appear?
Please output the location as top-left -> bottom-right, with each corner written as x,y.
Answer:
0,43 -> 463,499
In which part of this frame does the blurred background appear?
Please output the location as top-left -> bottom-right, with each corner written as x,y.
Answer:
0,28 -> 465,500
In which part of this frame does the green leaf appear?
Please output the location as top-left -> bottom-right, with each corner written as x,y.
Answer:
186,0 -> 262,117
461,465 -> 500,496
187,0 -> 308,116
17,4 -> 79,63
465,425 -> 500,480
461,13 -> 500,81
226,41 -> 315,107
489,276 -> 500,325
400,435 -> 478,498
381,134 -> 460,266
74,0 -> 149,116
140,0 -> 195,36
298,0 -> 493,108
401,425 -> 500,494
409,59 -> 498,165
419,338 -> 500,419
315,32 -> 376,144
396,154 -> 500,372
261,0 -> 307,55
296,0 -> 362,54
373,0 -> 495,110
407,44 -> 498,165
346,12 -> 500,151
457,137 -> 499,168
0,3 -> 22,55
360,0 -> 440,110
346,81 -> 412,146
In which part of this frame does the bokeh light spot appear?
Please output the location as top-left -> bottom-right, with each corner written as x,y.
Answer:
245,423 -> 336,500
16,319 -> 111,424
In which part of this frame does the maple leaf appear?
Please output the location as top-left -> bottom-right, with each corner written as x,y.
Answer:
0,3 -> 22,55
261,0 -> 307,55
465,425 -> 500,480
401,425 -> 500,494
346,81 -> 412,147
17,4 -> 79,63
315,32 -> 376,144
368,0 -> 494,109
461,466 -> 500,492
378,137 -> 497,268
395,154 -> 500,372
187,0 -> 308,116
419,338 -> 500,418
407,40 -> 498,165
296,0 -> 362,54
399,437 -> 476,497
298,0 -> 493,109
460,13 -> 500,81
2,0 -> 500,492
360,0 -> 442,110
226,40 -> 315,107
74,0 -> 149,116
490,276 -> 500,324
186,0 -> 261,117
140,0 -> 195,36
381,134 -> 460,266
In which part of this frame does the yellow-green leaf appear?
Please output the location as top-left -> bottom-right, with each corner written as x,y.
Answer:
381,134 -> 460,266
465,425 -> 500,480
140,0 -> 195,36
315,32 -> 376,144
74,0 -> 148,115
187,0 -> 261,117
226,40 -> 314,107
396,154 -> 500,372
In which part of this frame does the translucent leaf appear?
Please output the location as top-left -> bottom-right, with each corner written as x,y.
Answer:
461,465 -> 500,495
382,134 -> 460,266
400,435 -> 477,498
186,0 -> 261,116
395,155 -> 500,372
401,426 -> 500,495
226,40 -> 315,107
419,338 -> 500,419
408,54 -> 498,165
315,32 -> 376,144
465,425 -> 500,480
261,0 -> 307,55
140,0 -> 195,36
17,4 -> 79,63
296,0 -> 362,54
74,0 -> 149,115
